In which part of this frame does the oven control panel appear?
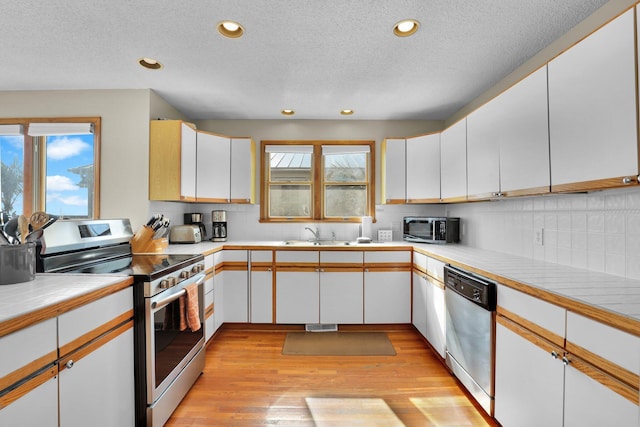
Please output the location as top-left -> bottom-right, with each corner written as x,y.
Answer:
145,262 -> 205,297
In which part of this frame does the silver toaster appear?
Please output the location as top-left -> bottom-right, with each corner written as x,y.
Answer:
169,225 -> 202,243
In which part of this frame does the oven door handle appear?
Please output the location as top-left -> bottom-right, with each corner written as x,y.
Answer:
151,273 -> 205,310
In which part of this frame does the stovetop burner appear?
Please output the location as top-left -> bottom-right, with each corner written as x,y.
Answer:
64,253 -> 201,280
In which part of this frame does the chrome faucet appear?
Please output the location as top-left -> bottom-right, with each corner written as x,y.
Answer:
305,227 -> 319,241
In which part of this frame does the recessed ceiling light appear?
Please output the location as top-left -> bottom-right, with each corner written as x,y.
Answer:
393,19 -> 420,37
218,20 -> 244,38
281,109 -> 295,116
138,57 -> 163,70
340,109 -> 354,116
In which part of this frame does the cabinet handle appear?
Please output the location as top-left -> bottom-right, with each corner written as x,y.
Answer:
364,268 -> 369,272
622,176 -> 637,185
550,351 -> 558,359
66,360 -> 75,369
562,356 -> 571,366
320,268 -> 325,272
267,268 -> 272,272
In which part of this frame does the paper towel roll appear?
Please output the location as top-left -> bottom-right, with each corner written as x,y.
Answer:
361,216 -> 372,239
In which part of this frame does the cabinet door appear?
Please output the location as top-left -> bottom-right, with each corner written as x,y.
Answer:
381,138 -> 406,203
250,250 -> 273,323
406,134 -> 440,202
412,271 -> 428,338
275,270 -> 319,324
180,122 -> 197,200
564,360 -> 640,427
363,270 -> 411,323
230,138 -> 255,203
494,318 -> 564,427
467,99 -> 500,199
320,270 -> 363,324
0,369 -> 58,427
425,276 -> 445,358
251,269 -> 273,323
440,118 -> 467,202
223,270 -> 249,323
196,131 -> 231,202
548,9 -> 638,191
149,120 -> 196,201
59,326 -> 135,427
213,252 -> 224,331
498,66 -> 550,196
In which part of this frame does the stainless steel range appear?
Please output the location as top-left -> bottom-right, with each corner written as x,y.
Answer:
37,219 -> 206,427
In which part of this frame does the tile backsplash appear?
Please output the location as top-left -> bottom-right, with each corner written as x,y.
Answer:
446,187 -> 640,280
150,186 -> 640,280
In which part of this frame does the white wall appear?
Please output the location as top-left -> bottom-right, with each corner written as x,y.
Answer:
446,187 -> 640,280
0,89 -> 191,230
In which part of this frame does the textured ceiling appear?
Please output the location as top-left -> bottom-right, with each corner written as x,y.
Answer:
0,0 -> 609,120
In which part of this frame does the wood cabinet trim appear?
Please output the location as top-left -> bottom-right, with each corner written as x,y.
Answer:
0,365 -> 57,410
251,264 -> 273,271
0,279 -> 133,339
568,354 -> 639,405
275,265 -> 319,272
0,350 -> 57,393
320,266 -> 364,273
59,310 -> 133,358
552,176 -> 639,193
497,307 -> 565,348
407,198 -> 441,204
497,314 -> 563,355
58,320 -> 133,373
565,340 -> 639,390
364,264 -> 412,272
223,261 -> 249,271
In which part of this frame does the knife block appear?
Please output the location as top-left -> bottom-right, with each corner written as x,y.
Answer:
131,226 -> 168,254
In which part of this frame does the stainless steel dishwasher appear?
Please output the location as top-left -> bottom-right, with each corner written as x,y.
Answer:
444,265 -> 497,416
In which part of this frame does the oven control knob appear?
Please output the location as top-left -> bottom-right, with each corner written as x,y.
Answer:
473,289 -> 481,301
192,264 -> 203,274
180,270 -> 190,280
160,279 -> 170,289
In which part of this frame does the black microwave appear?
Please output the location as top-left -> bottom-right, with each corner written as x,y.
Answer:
403,217 -> 460,244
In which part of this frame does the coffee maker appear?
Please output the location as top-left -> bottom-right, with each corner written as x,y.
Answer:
211,210 -> 227,242
184,213 -> 207,240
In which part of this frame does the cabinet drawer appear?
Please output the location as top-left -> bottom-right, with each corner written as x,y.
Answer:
413,252 -> 427,271
320,251 -> 363,264
497,284 -> 565,345
276,250 -> 318,264
223,250 -> 248,262
426,257 -> 445,282
204,253 -> 214,271
364,251 -> 411,264
58,287 -> 133,354
566,311 -> 639,376
0,318 -> 57,392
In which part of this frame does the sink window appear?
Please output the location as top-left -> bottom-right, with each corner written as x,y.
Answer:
0,118 -> 100,219
261,141 -> 374,222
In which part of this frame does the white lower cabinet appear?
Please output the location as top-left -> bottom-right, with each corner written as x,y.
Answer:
412,271 -> 428,338
222,250 -> 249,323
364,251 -> 411,324
424,276 -> 445,358
204,253 -> 215,342
58,326 -> 134,427
320,270 -> 363,324
213,251 -> 224,332
1,286 -> 135,427
0,371 -> 58,427
276,269 -> 319,324
364,270 -> 411,323
495,285 -> 640,427
250,250 -> 273,323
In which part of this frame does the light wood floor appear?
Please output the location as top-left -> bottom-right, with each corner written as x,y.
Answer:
166,327 -> 499,426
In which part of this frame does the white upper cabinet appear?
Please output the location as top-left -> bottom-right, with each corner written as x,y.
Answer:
381,138 -> 406,203
149,120 -> 198,201
406,133 -> 441,203
230,138 -> 256,203
467,66 -> 551,200
548,9 -> 638,191
196,131 -> 231,202
440,118 -> 467,202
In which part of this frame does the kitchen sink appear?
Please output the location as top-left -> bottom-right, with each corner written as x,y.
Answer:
281,240 -> 353,246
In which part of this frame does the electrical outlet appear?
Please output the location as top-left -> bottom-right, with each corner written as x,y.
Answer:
534,227 -> 544,246
378,230 -> 393,242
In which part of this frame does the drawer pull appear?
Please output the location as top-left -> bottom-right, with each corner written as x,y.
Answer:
551,351 -> 558,359
562,356 -> 571,366
66,360 -> 75,369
